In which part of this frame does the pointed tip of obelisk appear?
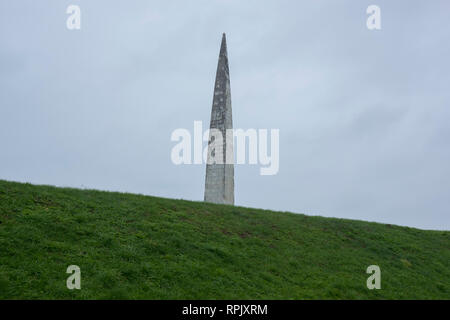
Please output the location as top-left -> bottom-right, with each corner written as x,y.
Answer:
220,33 -> 227,56
221,33 -> 227,45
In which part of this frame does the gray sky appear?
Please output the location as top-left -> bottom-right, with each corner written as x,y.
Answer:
1,1 -> 449,230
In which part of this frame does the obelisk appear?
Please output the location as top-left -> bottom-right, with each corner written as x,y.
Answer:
204,33 -> 234,205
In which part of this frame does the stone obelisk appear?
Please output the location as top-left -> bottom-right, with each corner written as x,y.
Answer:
204,33 -> 234,205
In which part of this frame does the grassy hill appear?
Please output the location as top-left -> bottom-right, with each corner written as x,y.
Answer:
0,179 -> 448,299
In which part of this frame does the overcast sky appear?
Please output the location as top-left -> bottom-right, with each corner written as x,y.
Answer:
1,1 -> 449,230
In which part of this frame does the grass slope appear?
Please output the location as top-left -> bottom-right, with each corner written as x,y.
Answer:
0,180 -> 449,299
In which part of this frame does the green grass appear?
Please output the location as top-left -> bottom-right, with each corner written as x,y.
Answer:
0,179 -> 448,299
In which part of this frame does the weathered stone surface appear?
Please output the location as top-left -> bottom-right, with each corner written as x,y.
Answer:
204,34 -> 234,205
